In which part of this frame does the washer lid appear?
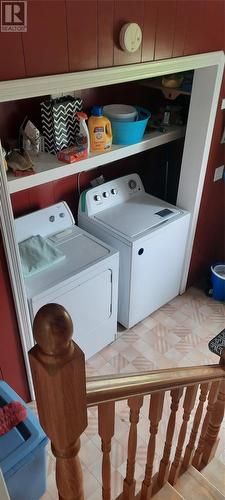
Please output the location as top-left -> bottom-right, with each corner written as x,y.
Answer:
25,227 -> 111,298
94,194 -> 181,238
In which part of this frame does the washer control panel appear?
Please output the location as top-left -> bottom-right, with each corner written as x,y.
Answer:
15,202 -> 75,242
82,173 -> 144,216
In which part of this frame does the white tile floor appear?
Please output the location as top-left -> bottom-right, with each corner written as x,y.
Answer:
38,286 -> 225,499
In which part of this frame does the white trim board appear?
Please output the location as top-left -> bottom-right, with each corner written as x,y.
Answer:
0,51 -> 224,397
221,99 -> 225,110
177,63 -> 224,292
0,51 -> 223,103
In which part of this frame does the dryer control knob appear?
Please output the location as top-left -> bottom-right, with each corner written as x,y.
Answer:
128,179 -> 137,190
94,195 -> 101,202
111,188 -> 118,195
103,191 -> 110,198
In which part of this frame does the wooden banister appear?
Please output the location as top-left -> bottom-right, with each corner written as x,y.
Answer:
29,304 -> 225,500
29,304 -> 87,500
86,365 -> 225,406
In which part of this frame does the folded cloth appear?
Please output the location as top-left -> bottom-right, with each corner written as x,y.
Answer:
19,234 -> 65,278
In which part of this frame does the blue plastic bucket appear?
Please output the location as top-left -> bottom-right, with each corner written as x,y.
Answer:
211,263 -> 225,301
108,107 -> 151,145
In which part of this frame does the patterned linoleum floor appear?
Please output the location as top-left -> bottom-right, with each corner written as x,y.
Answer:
39,286 -> 225,499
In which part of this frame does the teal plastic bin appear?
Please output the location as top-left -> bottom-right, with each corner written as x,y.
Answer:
0,381 -> 48,500
107,107 -> 151,145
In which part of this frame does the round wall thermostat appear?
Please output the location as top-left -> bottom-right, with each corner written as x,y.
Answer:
119,23 -> 142,53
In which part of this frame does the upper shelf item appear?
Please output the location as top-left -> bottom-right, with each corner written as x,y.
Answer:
106,107 -> 150,145
140,73 -> 193,100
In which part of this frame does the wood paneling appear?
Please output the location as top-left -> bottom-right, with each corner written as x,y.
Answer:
183,1 -> 206,56
142,0 -> 158,62
154,1 -> 177,60
28,183 -> 56,211
66,0 -> 98,71
172,1 -> 189,58
113,0 -> 144,66
22,0 -> 68,77
0,234 -> 30,401
0,34 -> 25,80
53,175 -> 77,214
11,190 -> 31,217
201,0 -> 225,53
98,0 -> 114,68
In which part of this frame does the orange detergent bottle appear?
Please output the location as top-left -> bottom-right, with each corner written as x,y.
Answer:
88,106 -> 112,153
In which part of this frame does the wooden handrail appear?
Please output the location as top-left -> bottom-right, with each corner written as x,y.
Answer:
86,365 -> 225,406
29,304 -> 225,500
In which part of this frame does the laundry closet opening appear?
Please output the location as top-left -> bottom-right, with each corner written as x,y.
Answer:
0,51 -> 223,396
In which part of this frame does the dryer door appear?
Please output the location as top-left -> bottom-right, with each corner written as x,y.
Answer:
30,269 -> 114,359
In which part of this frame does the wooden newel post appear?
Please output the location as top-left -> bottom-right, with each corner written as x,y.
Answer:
201,350 -> 225,467
28,304 -> 88,500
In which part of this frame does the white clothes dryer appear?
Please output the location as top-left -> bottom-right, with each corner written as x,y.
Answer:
78,173 -> 190,328
15,202 -> 119,359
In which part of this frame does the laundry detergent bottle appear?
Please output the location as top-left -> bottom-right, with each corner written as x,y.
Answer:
88,106 -> 112,153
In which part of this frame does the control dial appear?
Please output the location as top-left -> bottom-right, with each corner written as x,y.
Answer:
94,194 -> 101,202
111,188 -> 118,195
128,179 -> 137,190
103,191 -> 110,198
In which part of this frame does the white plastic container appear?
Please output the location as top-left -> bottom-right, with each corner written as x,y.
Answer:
103,104 -> 137,122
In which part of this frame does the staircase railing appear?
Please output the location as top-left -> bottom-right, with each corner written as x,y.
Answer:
28,304 -> 225,500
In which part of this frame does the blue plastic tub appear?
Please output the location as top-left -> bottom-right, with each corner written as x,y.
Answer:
0,381 -> 48,500
108,107 -> 151,145
211,263 -> 225,301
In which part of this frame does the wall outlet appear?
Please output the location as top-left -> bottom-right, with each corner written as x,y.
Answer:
214,165 -> 224,182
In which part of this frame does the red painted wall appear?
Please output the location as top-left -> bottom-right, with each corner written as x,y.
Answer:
0,0 -> 224,400
0,235 -> 30,401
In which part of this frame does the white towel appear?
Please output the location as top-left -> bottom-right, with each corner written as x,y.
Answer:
19,234 -> 65,278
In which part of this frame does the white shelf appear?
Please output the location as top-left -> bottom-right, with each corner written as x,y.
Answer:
8,125 -> 186,194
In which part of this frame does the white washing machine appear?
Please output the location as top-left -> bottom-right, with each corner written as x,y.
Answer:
15,202 -> 119,359
78,173 -> 190,328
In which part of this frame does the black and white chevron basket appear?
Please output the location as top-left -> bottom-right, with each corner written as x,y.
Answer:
41,96 -> 83,154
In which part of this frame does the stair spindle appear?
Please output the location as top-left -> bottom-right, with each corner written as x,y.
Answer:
201,353 -> 225,467
202,376 -> 225,467
140,392 -> 165,499
192,380 -> 220,469
157,388 -> 183,488
98,401 -> 115,500
123,395 -> 144,499
182,382 -> 209,470
29,304 -> 87,500
169,384 -> 198,485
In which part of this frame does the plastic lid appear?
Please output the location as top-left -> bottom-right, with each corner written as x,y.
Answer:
91,106 -> 103,116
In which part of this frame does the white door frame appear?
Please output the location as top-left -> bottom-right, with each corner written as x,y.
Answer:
0,51 -> 224,398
